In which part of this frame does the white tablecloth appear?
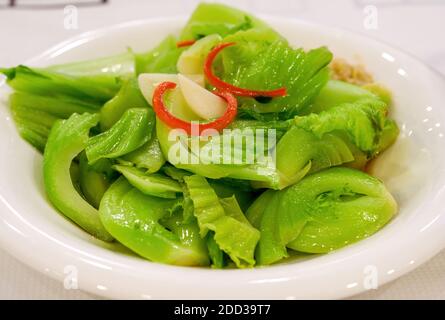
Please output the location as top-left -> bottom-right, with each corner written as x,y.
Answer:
1,0 -> 445,299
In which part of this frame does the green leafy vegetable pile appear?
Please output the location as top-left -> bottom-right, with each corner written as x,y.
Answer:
1,3 -> 399,268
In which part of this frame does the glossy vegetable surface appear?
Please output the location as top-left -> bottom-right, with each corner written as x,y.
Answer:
43,113 -> 113,241
99,177 -> 209,266
249,167 -> 397,265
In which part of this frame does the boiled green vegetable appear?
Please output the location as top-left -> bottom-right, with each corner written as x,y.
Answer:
113,165 -> 182,199
180,3 -> 272,40
135,36 -> 182,75
79,153 -> 113,209
221,31 -> 332,118
43,113 -> 113,241
1,65 -> 119,104
86,108 -> 154,164
1,2 -> 400,270
206,232 -> 226,268
184,175 -> 260,267
47,51 -> 135,77
120,135 -> 166,173
250,167 -> 397,265
308,80 -> 379,114
99,177 -> 209,266
100,77 -> 149,131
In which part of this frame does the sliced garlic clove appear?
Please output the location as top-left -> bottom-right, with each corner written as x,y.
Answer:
138,73 -> 204,104
178,74 -> 227,120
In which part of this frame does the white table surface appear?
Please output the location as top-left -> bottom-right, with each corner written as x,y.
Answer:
1,0 -> 445,300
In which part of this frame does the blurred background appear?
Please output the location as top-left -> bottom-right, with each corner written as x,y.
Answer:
1,0 -> 445,74
0,0 -> 445,299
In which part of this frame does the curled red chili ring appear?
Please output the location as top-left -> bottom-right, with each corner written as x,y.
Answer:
204,42 -> 287,98
152,81 -> 238,136
176,40 -> 197,48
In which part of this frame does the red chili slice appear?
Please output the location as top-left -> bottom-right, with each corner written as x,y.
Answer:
204,42 -> 287,98
176,40 -> 197,48
152,82 -> 238,136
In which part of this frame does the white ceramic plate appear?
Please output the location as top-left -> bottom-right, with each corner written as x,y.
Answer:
1,17 -> 445,300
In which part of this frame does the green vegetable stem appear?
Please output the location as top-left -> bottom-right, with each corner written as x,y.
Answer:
249,167 -> 397,265
43,113 -> 113,241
